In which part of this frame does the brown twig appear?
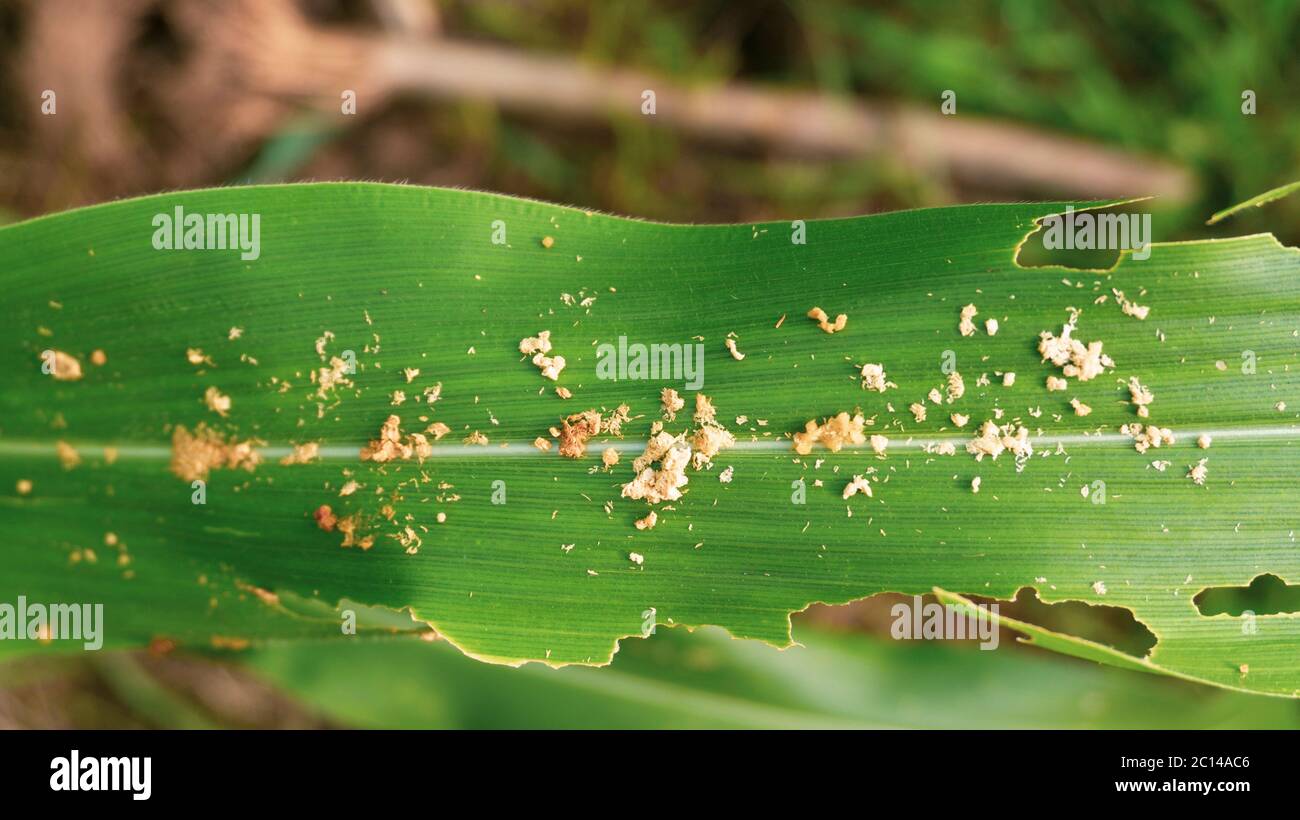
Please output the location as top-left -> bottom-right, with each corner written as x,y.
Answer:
10,0 -> 1195,208
374,36 -> 1192,201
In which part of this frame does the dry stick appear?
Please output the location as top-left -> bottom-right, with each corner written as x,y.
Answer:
370,0 -> 440,36
136,0 -> 1193,202
371,38 -> 1193,201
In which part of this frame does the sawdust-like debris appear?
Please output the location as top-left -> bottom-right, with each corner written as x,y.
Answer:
520,331 -> 566,380
623,433 -> 691,503
792,412 -> 867,455
693,393 -> 718,426
1038,312 -> 1114,381
842,475 -> 873,500
519,331 -> 552,356
692,424 -> 735,469
860,363 -> 896,393
56,441 -> 80,470
724,337 -> 745,361
557,409 -> 603,459
204,386 -> 231,417
1128,376 -> 1154,418
280,442 -> 320,465
807,306 -> 847,334
661,388 -> 685,421
336,514 -> 375,550
360,415 -> 436,463
1121,423 -> 1175,454
170,424 -> 263,482
313,505 -> 338,532
966,421 -> 1033,463
314,332 -> 335,359
1112,288 -> 1150,320
314,357 -> 354,400
948,371 -> 966,401
604,404 -> 631,438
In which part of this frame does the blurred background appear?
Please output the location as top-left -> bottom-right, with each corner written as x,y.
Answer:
2,0 -> 1299,728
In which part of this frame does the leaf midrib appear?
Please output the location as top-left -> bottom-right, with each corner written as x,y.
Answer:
4,422 -> 1299,462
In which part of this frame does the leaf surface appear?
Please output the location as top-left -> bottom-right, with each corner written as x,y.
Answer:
2,183 -> 1298,695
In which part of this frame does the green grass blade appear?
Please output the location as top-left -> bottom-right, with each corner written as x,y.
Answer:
1207,179 -> 1300,225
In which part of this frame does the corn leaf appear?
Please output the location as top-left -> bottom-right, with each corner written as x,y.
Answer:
243,625 -> 1300,729
2,183 -> 1298,696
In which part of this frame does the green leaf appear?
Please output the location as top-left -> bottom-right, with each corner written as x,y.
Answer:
1206,179 -> 1300,225
3,183 -> 1298,696
242,624 -> 1300,729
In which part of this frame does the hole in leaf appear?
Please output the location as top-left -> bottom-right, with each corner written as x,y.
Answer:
1015,203 -> 1157,271
801,587 -> 1156,658
984,587 -> 1157,658
1193,573 -> 1300,617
